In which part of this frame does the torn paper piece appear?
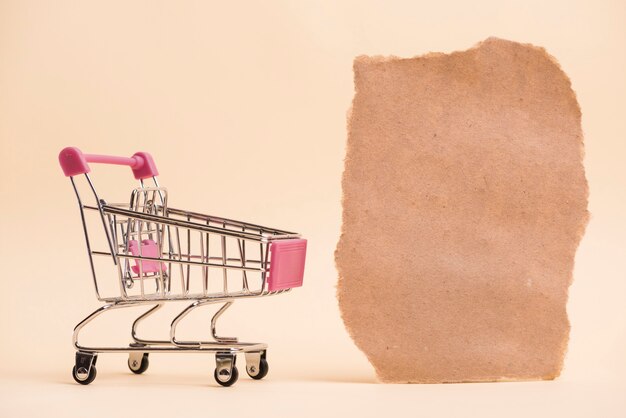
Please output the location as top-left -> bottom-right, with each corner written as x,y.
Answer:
336,37 -> 589,383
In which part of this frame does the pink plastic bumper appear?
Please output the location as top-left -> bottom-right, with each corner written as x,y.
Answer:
267,239 -> 307,291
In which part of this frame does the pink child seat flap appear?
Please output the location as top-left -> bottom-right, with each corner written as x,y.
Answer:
128,239 -> 167,275
267,239 -> 307,291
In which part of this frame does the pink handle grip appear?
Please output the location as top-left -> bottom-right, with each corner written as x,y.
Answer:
59,147 -> 159,179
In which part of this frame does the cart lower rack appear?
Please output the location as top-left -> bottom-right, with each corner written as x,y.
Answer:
59,147 -> 307,386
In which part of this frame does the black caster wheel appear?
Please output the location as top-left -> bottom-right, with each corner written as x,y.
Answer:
247,358 -> 269,380
72,365 -> 97,385
128,353 -> 150,374
214,365 -> 239,387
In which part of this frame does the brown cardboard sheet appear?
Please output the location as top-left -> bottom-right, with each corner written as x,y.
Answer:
336,38 -> 589,383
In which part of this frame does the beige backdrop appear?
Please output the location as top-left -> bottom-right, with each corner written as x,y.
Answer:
0,1 -> 624,417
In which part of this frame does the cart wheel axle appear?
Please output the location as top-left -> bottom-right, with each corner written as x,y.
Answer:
214,353 -> 239,387
247,358 -> 269,380
214,366 -> 239,387
245,351 -> 269,380
72,365 -> 97,385
128,353 -> 150,374
73,352 -> 98,385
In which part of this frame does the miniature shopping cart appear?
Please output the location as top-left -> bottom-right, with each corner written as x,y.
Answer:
59,147 -> 307,386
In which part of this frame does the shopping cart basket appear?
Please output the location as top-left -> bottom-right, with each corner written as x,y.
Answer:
59,147 -> 307,386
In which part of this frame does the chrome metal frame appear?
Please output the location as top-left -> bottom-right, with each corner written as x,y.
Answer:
67,172 -> 299,384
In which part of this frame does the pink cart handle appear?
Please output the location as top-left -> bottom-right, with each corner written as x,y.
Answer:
59,147 -> 159,179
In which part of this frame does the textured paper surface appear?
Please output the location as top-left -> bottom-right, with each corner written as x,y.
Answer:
336,38 -> 589,383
